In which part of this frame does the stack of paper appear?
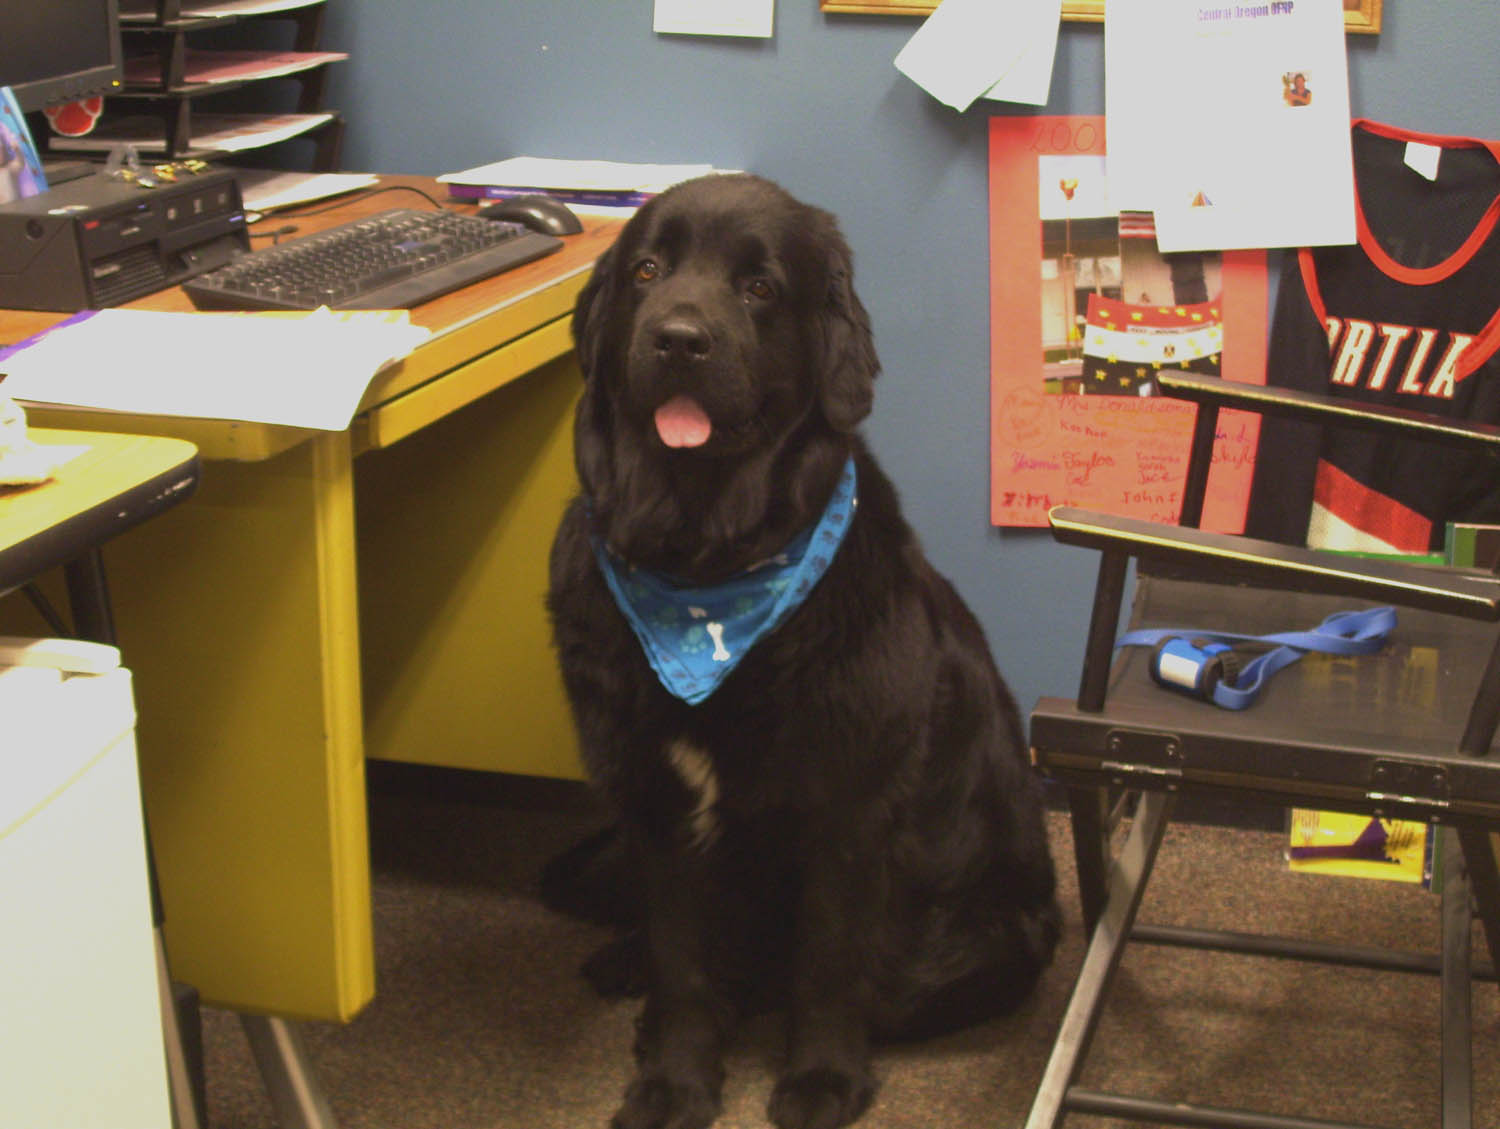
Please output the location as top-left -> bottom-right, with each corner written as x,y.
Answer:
438,157 -> 725,209
234,169 -> 381,214
0,308 -> 430,431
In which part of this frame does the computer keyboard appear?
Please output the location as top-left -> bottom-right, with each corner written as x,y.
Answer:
182,207 -> 565,311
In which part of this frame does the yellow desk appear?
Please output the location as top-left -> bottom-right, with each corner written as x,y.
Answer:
0,179 -> 618,1022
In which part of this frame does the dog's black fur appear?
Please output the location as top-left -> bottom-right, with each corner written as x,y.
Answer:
547,174 -> 1059,1129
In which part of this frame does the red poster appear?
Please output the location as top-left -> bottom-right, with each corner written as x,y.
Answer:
989,114 -> 1268,529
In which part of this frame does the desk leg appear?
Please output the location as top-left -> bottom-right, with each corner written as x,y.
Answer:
241,1014 -> 341,1129
92,430 -> 374,1022
63,548 -> 116,645
158,937 -> 206,1129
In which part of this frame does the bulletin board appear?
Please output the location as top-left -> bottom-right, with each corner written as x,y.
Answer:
988,114 -> 1268,529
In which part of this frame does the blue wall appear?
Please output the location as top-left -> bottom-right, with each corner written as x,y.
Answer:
322,1 -> 1498,717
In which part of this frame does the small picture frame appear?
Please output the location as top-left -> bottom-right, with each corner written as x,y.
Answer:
819,0 -> 1382,35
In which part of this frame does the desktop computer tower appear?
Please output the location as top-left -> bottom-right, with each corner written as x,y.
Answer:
0,166 -> 249,311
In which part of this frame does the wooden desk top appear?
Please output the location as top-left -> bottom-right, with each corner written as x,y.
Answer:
0,175 -> 622,461
0,429 -> 199,589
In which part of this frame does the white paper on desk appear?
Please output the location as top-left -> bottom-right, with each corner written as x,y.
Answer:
0,309 -> 430,432
235,170 -> 380,214
653,0 -> 772,38
1105,0 -> 1355,252
438,156 -> 719,195
894,0 -> 1059,112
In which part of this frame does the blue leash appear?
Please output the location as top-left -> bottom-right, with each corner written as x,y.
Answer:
1117,606 -> 1397,710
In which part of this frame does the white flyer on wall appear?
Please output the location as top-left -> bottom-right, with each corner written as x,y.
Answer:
1105,0 -> 1355,252
894,0 -> 1062,111
653,0 -> 773,38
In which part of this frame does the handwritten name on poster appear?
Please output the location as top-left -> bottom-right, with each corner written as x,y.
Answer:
989,114 -> 1268,529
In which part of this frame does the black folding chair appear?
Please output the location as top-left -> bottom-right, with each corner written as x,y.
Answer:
1025,369 -> 1500,1129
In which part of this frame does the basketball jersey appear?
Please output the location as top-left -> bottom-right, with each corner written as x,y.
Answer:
1244,119 -> 1500,553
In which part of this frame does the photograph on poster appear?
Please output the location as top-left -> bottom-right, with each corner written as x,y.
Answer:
1283,70 -> 1314,106
1038,153 -> 1223,396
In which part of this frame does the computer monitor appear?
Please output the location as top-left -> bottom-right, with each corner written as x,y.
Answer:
1,0 -> 124,113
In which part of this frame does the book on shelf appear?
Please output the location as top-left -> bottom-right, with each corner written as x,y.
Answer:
437,157 -> 727,209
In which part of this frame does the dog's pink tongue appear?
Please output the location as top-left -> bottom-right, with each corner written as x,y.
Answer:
655,396 -> 712,448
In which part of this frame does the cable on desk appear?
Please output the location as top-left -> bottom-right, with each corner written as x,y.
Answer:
246,184 -> 456,243
247,184 -> 450,225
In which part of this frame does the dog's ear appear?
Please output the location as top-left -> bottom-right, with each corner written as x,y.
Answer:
571,241 -> 619,378
572,377 -> 613,501
818,240 -> 879,431
569,243 -> 622,498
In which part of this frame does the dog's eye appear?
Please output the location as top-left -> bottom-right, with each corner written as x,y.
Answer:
633,259 -> 661,284
745,278 -> 776,302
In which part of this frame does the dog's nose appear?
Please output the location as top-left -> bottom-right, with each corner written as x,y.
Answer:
652,317 -> 712,361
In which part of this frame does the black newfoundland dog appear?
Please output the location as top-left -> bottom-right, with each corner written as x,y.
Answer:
547,174 -> 1059,1129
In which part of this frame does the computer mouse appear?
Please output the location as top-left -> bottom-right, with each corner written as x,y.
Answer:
476,194 -> 584,236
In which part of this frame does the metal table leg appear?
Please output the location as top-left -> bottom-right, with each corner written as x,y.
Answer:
241,1013 -> 341,1129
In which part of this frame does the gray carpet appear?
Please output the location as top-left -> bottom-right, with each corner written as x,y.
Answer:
196,768 -> 1500,1129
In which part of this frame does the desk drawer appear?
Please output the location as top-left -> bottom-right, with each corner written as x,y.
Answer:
354,316 -> 574,453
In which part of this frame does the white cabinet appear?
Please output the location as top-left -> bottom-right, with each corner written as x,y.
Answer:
0,664 -> 170,1129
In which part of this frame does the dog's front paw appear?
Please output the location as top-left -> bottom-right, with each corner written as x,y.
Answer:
612,1074 -> 720,1129
767,1066 -> 875,1129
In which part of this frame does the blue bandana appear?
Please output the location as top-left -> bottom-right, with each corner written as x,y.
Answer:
593,458 -> 858,705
